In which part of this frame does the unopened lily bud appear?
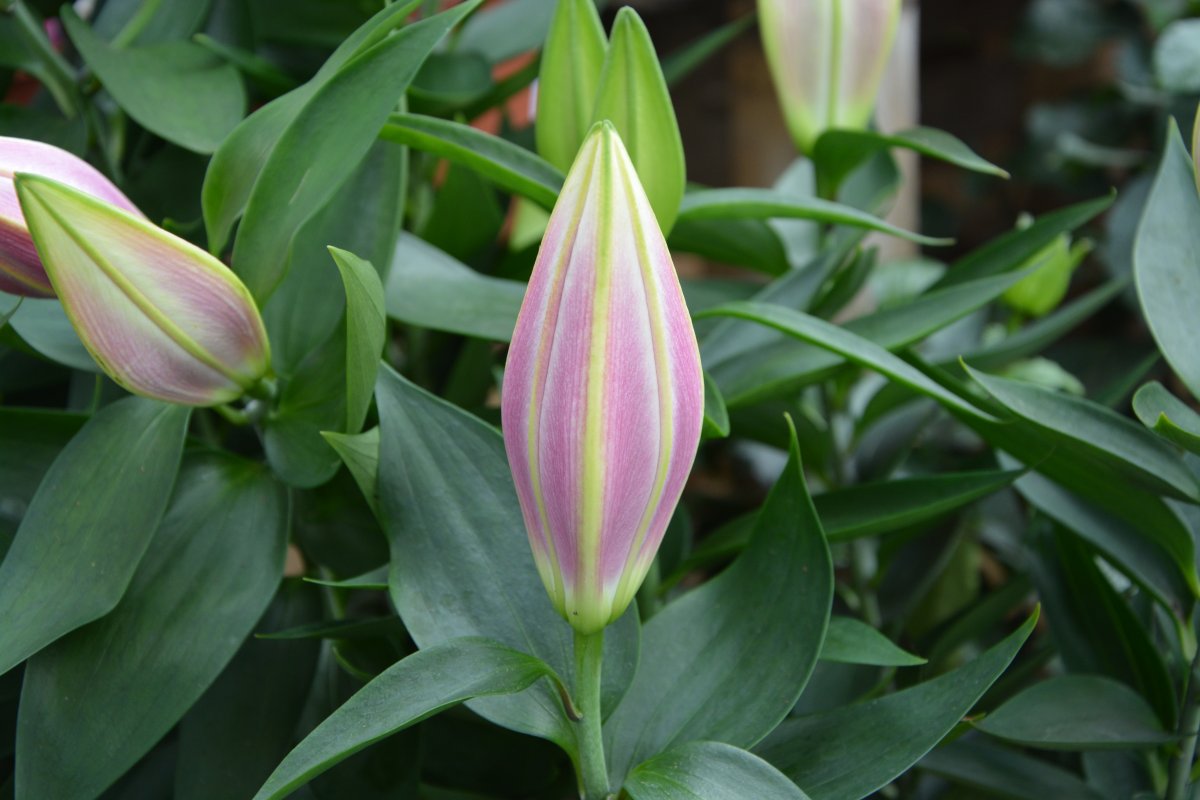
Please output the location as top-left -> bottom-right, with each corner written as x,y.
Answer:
758,0 -> 901,154
0,137 -> 142,297
15,174 -> 270,406
501,122 -> 704,635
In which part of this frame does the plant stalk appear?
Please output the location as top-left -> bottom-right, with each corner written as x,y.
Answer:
573,629 -> 609,800
1167,648 -> 1200,800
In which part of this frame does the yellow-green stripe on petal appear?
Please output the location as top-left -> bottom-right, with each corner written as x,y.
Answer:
501,122 -> 703,635
758,0 -> 901,154
15,174 -> 270,406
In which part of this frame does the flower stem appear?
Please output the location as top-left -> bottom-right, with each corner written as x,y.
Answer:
573,629 -> 609,800
1167,647 -> 1200,800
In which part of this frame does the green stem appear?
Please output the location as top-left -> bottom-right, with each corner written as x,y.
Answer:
110,0 -> 163,49
1167,648 -> 1200,800
573,629 -> 609,800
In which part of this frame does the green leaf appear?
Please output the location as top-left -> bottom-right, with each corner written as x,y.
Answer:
232,1 -> 480,301
251,638 -> 562,800
1012,466 -> 1191,615
935,194 -> 1113,288
322,426 -> 381,516
0,409 -> 83,515
661,13 -> 755,86
820,617 -> 926,667
1133,381 -> 1200,453
382,113 -> 564,209
591,7 -> 685,232
816,469 -> 1022,542
624,741 -> 810,800
702,371 -> 730,439
668,216 -> 791,275
16,454 -> 289,799
0,398 -> 188,676
456,0 -> 557,62
756,611 -> 1038,800
384,232 -> 526,341
1154,19 -> 1200,92
60,7 -> 244,153
966,365 -> 1200,503
697,302 -> 989,419
708,270 -> 1033,406
814,127 -> 1009,198
175,583 -> 323,800
202,0 -> 421,253
663,468 -> 1021,589
536,0 -> 607,172
604,420 -> 833,783
677,188 -> 952,247
263,327 -> 347,489
409,52 -> 493,115
921,737 -> 1106,800
328,248 -> 386,433
262,139 -> 404,375
303,564 -> 388,591
1134,120 -> 1200,401
375,366 -> 639,748
7,297 -> 99,372
975,675 -> 1174,750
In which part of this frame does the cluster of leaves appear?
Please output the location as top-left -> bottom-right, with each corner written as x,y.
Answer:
1,1 -> 1200,799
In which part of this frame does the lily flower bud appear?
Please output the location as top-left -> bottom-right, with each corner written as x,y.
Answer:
0,136 -> 142,297
15,174 -> 271,406
758,0 -> 902,154
501,122 -> 704,635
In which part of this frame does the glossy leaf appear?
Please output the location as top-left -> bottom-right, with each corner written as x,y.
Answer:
592,8 -> 685,232
1012,465 -> 1191,615
820,617 -> 925,667
0,398 -> 188,676
921,737 -> 1105,800
709,270 -> 1031,406
975,675 -> 1174,750
814,127 -> 1008,198
967,365 -> 1200,503
61,7 -> 244,154
202,0 -> 421,253
7,296 -> 99,372
604,420 -> 833,783
322,426 -> 381,516
668,216 -> 791,275
175,583 -> 323,800
1135,123 -> 1200,400
232,1 -> 479,301
16,455 -> 289,799
329,248 -> 385,434
697,301 -> 989,419
252,638 -> 562,800
1133,381 -> 1200,453
935,194 -> 1113,288
678,188 -> 950,246
381,113 -> 564,209
375,366 -> 639,748
536,0 -> 607,172
756,611 -> 1037,800
702,371 -> 730,439
384,232 -> 525,341
624,741 -> 810,800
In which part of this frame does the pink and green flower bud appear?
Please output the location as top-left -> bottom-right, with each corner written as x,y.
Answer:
14,173 -> 270,406
501,122 -> 704,635
758,0 -> 902,154
0,136 -> 142,297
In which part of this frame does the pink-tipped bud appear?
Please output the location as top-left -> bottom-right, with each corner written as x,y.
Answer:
758,0 -> 902,154
501,122 -> 704,635
15,173 -> 270,406
0,137 -> 142,297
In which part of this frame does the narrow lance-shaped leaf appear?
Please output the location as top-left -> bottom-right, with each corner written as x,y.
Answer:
0,397 -> 189,676
591,8 -> 686,233
329,248 -> 385,434
624,741 -> 811,800
1134,118 -> 1200,400
537,0 -> 607,172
